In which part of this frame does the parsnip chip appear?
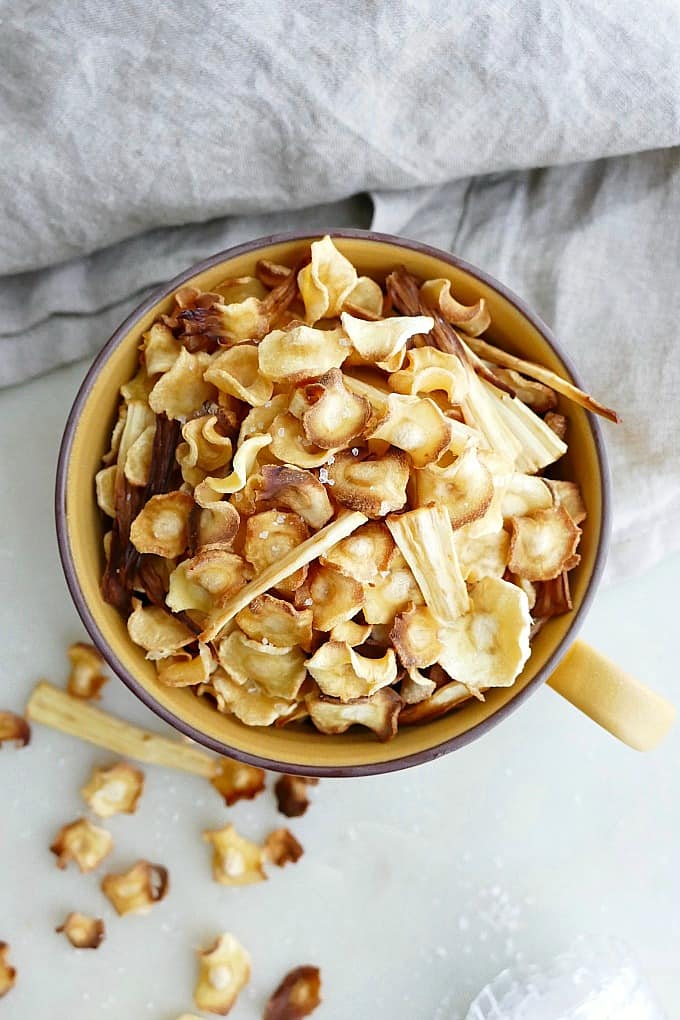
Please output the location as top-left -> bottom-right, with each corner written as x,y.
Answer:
438,576 -> 531,695
56,912 -> 106,949
257,465 -> 334,529
181,415 -> 233,475
81,761 -> 144,818
0,943 -> 16,998
0,710 -> 30,748
369,394 -> 452,467
455,528 -> 510,582
274,775 -> 319,818
211,671 -> 295,726
50,817 -> 113,872
501,473 -> 553,518
345,274 -> 384,316
258,324 -> 349,383
190,500 -> 241,550
256,259 -> 292,288
269,411 -> 333,468
236,595 -> 313,651
210,759 -> 266,806
195,932 -> 251,1016
389,346 -> 469,403
399,666 -> 437,705
264,965 -> 322,1020
300,368 -> 371,449
149,348 -> 216,420
120,366 -> 155,402
238,394 -> 289,444
533,570 -> 573,617
321,521 -> 394,581
130,490 -> 194,557
127,599 -> 195,659
217,631 -> 307,701
264,828 -> 304,867
306,687 -> 401,741
328,448 -> 409,517
391,604 -> 443,669
157,645 -> 216,687
67,642 -> 108,700
143,322 -> 180,376
462,449 -> 514,539
167,551 -> 251,613
200,433 -> 272,496
545,479 -> 587,524
101,860 -> 169,916
244,509 -> 310,595
362,549 -> 424,625
545,411 -> 568,440
387,506 -> 469,624
488,367 -> 557,412
208,295 -> 271,344
415,445 -> 494,529
420,278 -> 490,336
124,423 -> 156,486
399,679 -> 474,724
510,573 -> 537,611
302,564 -> 364,632
341,311 -> 434,369
274,700 -> 311,728
329,619 -> 372,646
298,235 -> 358,322
203,824 -> 266,886
307,641 -> 396,700
508,506 -> 581,581
95,464 -> 117,517
205,345 -> 273,406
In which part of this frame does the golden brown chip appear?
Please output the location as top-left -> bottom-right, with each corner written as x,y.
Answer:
391,604 -> 443,669
306,641 -> 397,700
258,324 -> 350,383
205,345 -> 274,406
216,631 -> 307,701
120,366 -> 155,402
157,645 -> 216,687
533,570 -> 573,617
388,345 -> 469,403
180,415 -> 234,474
244,510 -> 310,595
399,679 -> 474,724
124,423 -> 156,486
345,274 -> 384,316
264,965 -> 322,1020
167,551 -> 251,614
211,671 -> 296,726
329,619 -> 372,646
488,367 -> 557,412
320,521 -> 394,581
420,277 -> 490,335
256,259 -> 292,288
148,348 -> 216,420
0,710 -> 30,748
200,433 -> 272,497
95,464 -> 117,517
369,394 -> 453,467
507,506 -> 581,581
195,932 -> 251,1016
127,599 -> 195,659
414,445 -> 494,529
302,563 -> 364,632
67,642 -> 108,700
501,473 -> 553,519
454,528 -> 510,583
545,479 -> 587,524
203,824 -> 266,886
269,411 -> 334,468
298,235 -> 358,322
81,761 -> 145,818
399,666 -> 437,705
0,943 -> 16,998
545,411 -> 568,440
190,500 -> 241,550
341,310 -> 434,368
50,817 -> 114,872
362,549 -> 424,625
328,448 -> 410,518
238,393 -> 289,444
274,775 -> 319,818
56,913 -> 106,950
101,860 -> 169,916
143,321 -> 180,375
306,687 -> 401,741
129,490 -> 194,557
256,464 -> 334,529
210,759 -> 266,806
300,368 -> 371,449
236,595 -> 314,651
264,828 -> 304,867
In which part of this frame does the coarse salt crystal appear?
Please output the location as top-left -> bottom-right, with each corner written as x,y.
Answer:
261,637 -> 269,645
304,598 -> 313,606
277,427 -> 285,436
259,530 -> 269,539
351,447 -> 359,456
276,514 -> 286,524
319,468 -> 329,483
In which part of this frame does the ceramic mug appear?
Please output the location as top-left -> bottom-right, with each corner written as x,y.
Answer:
55,230 -> 675,776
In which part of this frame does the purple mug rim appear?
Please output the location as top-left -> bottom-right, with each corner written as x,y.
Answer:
55,227 -> 611,777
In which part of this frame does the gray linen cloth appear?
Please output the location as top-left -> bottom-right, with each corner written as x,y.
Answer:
2,0 -> 680,579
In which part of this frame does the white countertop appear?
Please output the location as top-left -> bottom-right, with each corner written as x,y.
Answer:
1,360 -> 678,1020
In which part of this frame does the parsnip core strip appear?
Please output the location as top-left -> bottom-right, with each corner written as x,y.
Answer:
27,682 -> 217,777
201,510 -> 368,640
387,506 -> 469,624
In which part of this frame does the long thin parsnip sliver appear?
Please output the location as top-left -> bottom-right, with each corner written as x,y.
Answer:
26,681 -> 218,777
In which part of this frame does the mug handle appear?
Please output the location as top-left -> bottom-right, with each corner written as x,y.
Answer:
547,639 -> 675,751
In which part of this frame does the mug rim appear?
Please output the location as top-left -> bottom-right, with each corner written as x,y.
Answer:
55,227 -> 612,776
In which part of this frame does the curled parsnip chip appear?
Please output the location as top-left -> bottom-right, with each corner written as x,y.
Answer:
345,274 -> 384,317
274,775 -> 319,817
487,367 -> 557,413
149,348 -> 216,420
56,913 -> 106,950
300,564 -> 364,632
264,828 -> 304,867
0,943 -> 16,998
329,619 -> 372,646
545,479 -> 587,524
130,490 -> 194,557
438,576 -> 531,695
102,860 -> 169,916
269,412 -> 333,468
200,433 -> 272,496
190,500 -> 240,551
157,645 -> 216,687
257,465 -> 333,529
211,759 -> 266,806
275,700 -> 311,728
257,259 -> 292,288
300,368 -> 371,449
341,311 -> 434,369
211,671 -> 295,726
307,641 -> 396,701
399,666 -> 437,705
236,595 -> 313,651
501,473 -> 553,518
420,277 -> 490,336
321,521 -> 394,581
389,346 -> 469,403
258,325 -> 350,383
167,551 -> 251,613
264,965 -> 322,1020
298,235 -> 358,322
509,574 -> 537,611
203,824 -> 266,886
95,464 -> 117,517
81,761 -> 145,818
116,398 -> 155,468
362,549 -> 424,624
369,394 -> 453,467
455,528 -> 510,582
195,932 -> 251,1016
143,322 -> 180,375
545,411 -> 568,440
102,403 -> 126,465
399,679 -> 474,723
306,688 -> 401,741
387,506 -> 469,624
217,631 -> 307,701
245,509 -> 310,595
239,393 -> 289,443
0,710 -> 31,748
124,423 -> 156,486
181,415 -> 233,475
533,571 -> 572,617
391,604 -> 443,669
127,599 -> 195,659
328,448 -> 409,517
67,642 -> 108,700
463,449 -> 514,539
205,345 -> 273,406
415,445 -> 494,529
50,817 -> 114,872
120,366 -> 155,402
508,506 -> 581,581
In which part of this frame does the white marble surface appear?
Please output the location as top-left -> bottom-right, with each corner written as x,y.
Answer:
1,360 -> 678,1020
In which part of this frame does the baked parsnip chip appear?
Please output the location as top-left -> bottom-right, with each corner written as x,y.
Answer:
455,528 -> 510,583
298,235 -> 358,322
414,445 -> 494,529
320,521 -> 394,581
143,321 -> 180,375
257,465 -> 333,529
420,277 -> 490,336
56,913 -> 105,950
307,641 -> 397,700
389,345 -> 469,403
129,490 -> 194,557
345,274 -> 384,316
102,860 -> 169,916
124,423 -> 156,485
328,448 -> 409,517
238,393 -> 289,443
200,433 -> 271,496
180,415 -> 233,475
508,506 -> 581,581
244,510 -> 310,595
306,687 -> 401,741
501,473 -> 553,519
236,595 -> 314,651
300,564 -> 364,632
189,500 -> 241,550
210,759 -> 266,806
545,479 -> 587,524
203,824 -> 266,886
148,348 -> 216,420
264,828 -> 304,867
67,642 -> 108,700
399,666 -> 437,705
157,645 -> 216,687
269,411 -> 334,468
0,943 -> 16,998
329,619 -> 372,646
211,671 -> 296,726
217,631 -> 307,701
95,464 -> 117,517
300,368 -> 371,449
81,761 -> 144,818
264,965 -> 322,1020
127,599 -> 195,659
258,325 -> 350,383
369,394 -> 453,467
399,679 -> 474,724
274,774 -> 319,817
362,549 -> 424,625
391,604 -> 443,669
50,817 -> 113,872
341,310 -> 433,369
205,345 -> 273,406
487,367 -> 557,412
0,710 -> 30,748
167,551 -> 251,613
195,932 -> 251,1016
